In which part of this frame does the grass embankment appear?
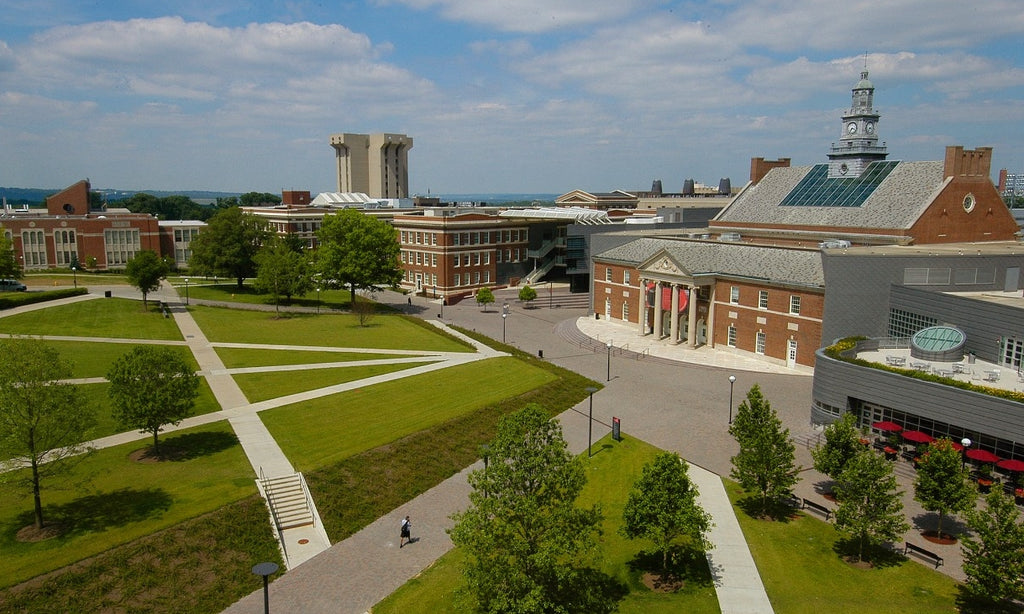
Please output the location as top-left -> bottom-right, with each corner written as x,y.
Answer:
373,435 -> 719,613
0,297 -> 183,340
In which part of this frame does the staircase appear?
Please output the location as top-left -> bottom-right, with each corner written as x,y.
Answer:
261,473 -> 314,530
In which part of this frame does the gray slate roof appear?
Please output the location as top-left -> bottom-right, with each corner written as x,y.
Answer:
715,160 -> 945,230
595,237 -> 824,287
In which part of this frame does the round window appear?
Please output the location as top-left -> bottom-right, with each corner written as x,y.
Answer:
963,193 -> 976,213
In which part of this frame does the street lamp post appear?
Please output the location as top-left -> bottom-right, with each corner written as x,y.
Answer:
548,281 -> 552,309
961,437 -> 972,470
252,562 -> 279,614
502,313 -> 508,343
184,277 -> 189,306
481,444 -> 490,498
72,266 -> 77,289
586,387 -> 598,457
728,375 -> 737,424
316,287 -> 321,314
606,340 -> 613,382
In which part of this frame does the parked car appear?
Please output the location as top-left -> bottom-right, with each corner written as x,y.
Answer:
0,279 -> 27,292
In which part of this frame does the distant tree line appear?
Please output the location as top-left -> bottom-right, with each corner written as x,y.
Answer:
113,192 -> 281,221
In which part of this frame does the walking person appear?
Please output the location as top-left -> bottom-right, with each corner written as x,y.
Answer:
399,515 -> 411,548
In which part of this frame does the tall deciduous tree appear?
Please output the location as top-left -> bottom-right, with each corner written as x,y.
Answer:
125,249 -> 169,310
833,448 -> 909,562
0,338 -> 95,530
475,287 -> 495,311
914,438 -> 975,540
0,231 -> 23,279
811,412 -> 863,483
449,404 -> 614,614
188,207 -> 271,289
728,384 -> 799,514
315,208 -> 402,305
621,452 -> 713,570
254,238 -> 311,313
962,488 -> 1024,605
107,346 -> 199,456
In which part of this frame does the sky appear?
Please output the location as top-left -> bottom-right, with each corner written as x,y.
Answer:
1,1 -> 1023,197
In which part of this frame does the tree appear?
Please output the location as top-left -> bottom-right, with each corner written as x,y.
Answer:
125,250 -> 169,310
188,207 -> 271,289
728,384 -> 799,514
811,412 -> 862,484
518,285 -> 537,308
449,404 -> 614,613
0,338 -> 95,530
914,438 -> 975,540
254,238 -> 312,313
351,290 -> 377,327
0,231 -> 23,279
962,488 -> 1024,605
475,287 -> 495,311
107,346 -> 199,456
833,449 -> 909,562
621,452 -> 713,570
315,209 -> 402,305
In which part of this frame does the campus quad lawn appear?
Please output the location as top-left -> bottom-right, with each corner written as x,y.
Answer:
233,361 -> 435,403
727,482 -> 960,613
0,421 -> 255,588
0,297 -> 183,340
189,305 -> 472,352
373,435 -> 719,613
260,356 -> 557,471
215,346 -> 416,368
34,339 -> 196,378
179,282 -> 353,310
76,379 -> 222,439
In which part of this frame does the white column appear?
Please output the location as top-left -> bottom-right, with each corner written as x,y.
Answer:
687,285 -> 698,347
653,281 -> 663,338
637,278 -> 647,335
670,283 -> 680,344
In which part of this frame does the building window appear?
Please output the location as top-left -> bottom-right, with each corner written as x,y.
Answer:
431,253 -> 437,267
484,252 -> 490,265
473,252 -> 480,265
758,290 -> 768,310
730,286 -> 739,304
401,251 -> 407,263
21,229 -> 47,267
454,273 -> 461,286
431,233 -> 437,246
624,270 -> 631,285
453,233 -> 461,246
727,325 -> 737,347
473,271 -> 480,284
103,228 -> 141,266
755,331 -> 766,355
496,250 -> 502,263
789,295 -> 801,315
622,302 -> 629,320
53,229 -> 78,266
605,267 -> 612,282
484,271 -> 490,283
400,231 -> 407,244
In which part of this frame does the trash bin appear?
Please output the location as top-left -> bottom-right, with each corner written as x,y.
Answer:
104,290 -> 112,298
538,350 -> 543,358
595,313 -> 599,320
968,352 -> 976,364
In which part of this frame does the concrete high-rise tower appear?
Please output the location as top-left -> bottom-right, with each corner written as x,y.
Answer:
329,133 -> 413,199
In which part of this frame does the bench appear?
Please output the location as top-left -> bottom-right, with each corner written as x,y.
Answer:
801,497 -> 832,521
904,541 -> 943,568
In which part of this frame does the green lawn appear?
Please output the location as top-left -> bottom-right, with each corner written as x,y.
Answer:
0,297 -> 183,340
215,346 -> 415,368
0,421 -> 255,588
36,339 -> 193,378
261,357 -> 557,471
77,379 -> 222,439
189,305 -> 472,352
374,435 -> 720,613
233,361 -> 435,403
177,281 -> 355,310
727,481 -> 961,613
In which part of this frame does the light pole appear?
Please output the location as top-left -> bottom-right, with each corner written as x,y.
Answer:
502,312 -> 508,343
728,375 -> 736,424
548,281 -> 552,309
184,277 -> 189,306
252,561 -> 278,614
961,437 -> 972,470
316,287 -> 321,314
586,387 -> 598,457
71,265 -> 77,288
606,340 -> 613,382
481,444 -> 490,498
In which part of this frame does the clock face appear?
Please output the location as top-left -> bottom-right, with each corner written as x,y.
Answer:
865,122 -> 874,134
847,122 -> 858,134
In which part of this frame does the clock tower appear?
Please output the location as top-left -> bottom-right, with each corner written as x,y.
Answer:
827,70 -> 887,178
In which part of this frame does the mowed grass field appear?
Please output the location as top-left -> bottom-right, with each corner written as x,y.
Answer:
0,297 -> 183,340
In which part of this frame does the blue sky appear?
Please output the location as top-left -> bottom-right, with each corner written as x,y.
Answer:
1,1 -> 1023,196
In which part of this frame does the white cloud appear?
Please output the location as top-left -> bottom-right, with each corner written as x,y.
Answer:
381,0 -> 659,33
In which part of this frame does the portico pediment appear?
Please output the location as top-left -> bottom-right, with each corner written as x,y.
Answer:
638,249 -> 692,281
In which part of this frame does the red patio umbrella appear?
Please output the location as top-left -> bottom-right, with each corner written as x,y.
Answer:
901,430 -> 934,444
872,421 -> 903,432
997,459 -> 1024,472
966,449 -> 1001,464
949,440 -> 964,451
